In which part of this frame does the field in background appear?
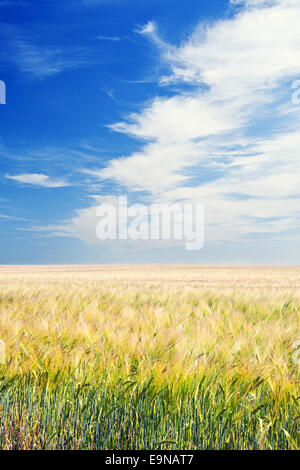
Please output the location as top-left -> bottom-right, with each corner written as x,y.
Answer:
0,265 -> 299,449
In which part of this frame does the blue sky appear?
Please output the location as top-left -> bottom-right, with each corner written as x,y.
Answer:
0,0 -> 300,264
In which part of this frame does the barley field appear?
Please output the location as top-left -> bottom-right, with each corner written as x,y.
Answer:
0,265 -> 299,450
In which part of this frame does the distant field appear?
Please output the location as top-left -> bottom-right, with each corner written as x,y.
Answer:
0,265 -> 299,449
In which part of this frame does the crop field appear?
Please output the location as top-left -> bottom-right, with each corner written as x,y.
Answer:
0,265 -> 299,450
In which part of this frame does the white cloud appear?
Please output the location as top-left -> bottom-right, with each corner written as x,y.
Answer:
231,0 -> 299,7
109,94 -> 243,143
85,141 -> 195,192
136,20 -> 167,50
6,173 -> 71,188
138,21 -> 156,36
33,0 -> 300,248
162,2 -> 300,95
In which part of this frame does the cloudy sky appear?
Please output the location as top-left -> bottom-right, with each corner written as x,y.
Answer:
1,0 -> 300,264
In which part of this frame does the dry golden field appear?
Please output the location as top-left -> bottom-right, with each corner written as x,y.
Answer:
0,265 -> 299,449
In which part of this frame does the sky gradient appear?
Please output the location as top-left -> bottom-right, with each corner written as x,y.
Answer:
0,0 -> 300,264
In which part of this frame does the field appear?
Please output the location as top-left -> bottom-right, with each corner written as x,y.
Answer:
0,265 -> 299,450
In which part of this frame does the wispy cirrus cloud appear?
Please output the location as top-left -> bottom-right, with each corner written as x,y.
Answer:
0,20 -> 92,79
0,213 -> 32,222
97,35 -> 120,41
0,0 -> 26,7
8,39 -> 89,78
82,0 -> 127,5
6,173 -> 71,188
